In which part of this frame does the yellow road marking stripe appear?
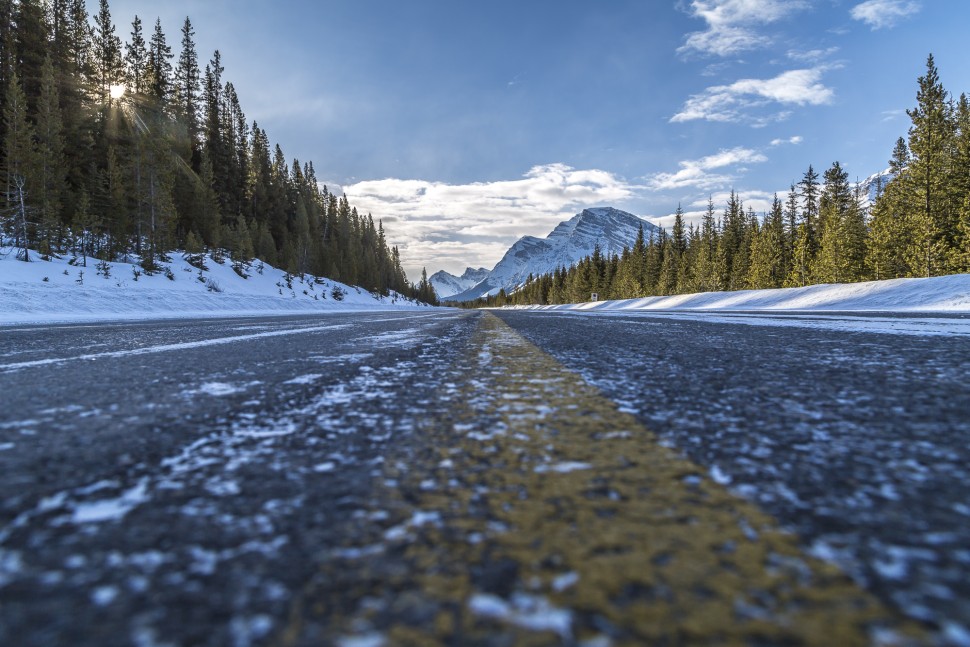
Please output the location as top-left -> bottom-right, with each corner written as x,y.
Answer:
280,312 -> 926,646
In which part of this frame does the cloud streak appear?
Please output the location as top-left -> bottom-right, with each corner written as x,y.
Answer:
850,0 -> 921,30
647,147 -> 768,191
671,67 -> 835,124
679,0 -> 809,57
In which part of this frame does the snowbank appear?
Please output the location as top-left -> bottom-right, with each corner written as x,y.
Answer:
0,249 -> 428,326
512,274 -> 970,313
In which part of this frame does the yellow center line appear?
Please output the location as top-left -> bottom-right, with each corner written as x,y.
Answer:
279,312 -> 927,646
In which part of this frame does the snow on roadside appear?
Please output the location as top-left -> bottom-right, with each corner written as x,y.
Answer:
0,249 -> 429,325
512,274 -> 970,313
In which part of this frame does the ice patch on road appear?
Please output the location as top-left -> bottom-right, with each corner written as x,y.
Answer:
710,465 -> 732,485
468,593 -> 573,639
284,373 -> 323,385
383,510 -> 442,541
534,462 -> 592,474
336,633 -> 386,647
71,479 -> 150,523
197,382 -> 244,397
552,571 -> 579,592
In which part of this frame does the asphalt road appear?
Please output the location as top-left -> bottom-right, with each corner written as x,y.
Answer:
495,309 -> 970,643
0,311 -> 476,646
0,309 -> 968,646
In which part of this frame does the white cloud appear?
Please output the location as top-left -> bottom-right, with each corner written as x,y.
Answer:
850,0 -> 921,30
647,147 -> 768,191
671,67 -> 835,124
881,108 -> 905,122
343,164 -> 639,278
770,135 -> 803,146
786,47 -> 840,63
679,0 -> 809,57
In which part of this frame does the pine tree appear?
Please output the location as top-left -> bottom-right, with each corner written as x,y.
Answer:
92,0 -> 124,106
146,19 -> 173,108
787,166 -> 819,286
13,0 -> 48,113
815,161 -> 853,283
747,195 -> 785,289
416,267 -> 438,305
692,196 -> 718,291
195,150 -> 221,247
951,94 -> 970,270
868,138 -> 914,279
175,17 -> 201,164
35,56 -> 68,254
46,0 -> 74,77
906,54 -> 956,276
125,16 -> 149,95
0,2 -> 14,144
73,189 -> 96,266
103,145 -> 129,256
3,70 -> 38,260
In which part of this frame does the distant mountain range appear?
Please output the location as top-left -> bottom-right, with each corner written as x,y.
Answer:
445,207 -> 660,302
429,267 -> 490,299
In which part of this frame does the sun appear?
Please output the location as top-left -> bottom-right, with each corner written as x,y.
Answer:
109,84 -> 126,100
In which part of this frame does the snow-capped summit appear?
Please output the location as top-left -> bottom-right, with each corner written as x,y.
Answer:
448,207 -> 660,301
429,267 -> 490,298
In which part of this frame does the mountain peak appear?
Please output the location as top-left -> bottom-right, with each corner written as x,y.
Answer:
429,266 -> 492,298
449,206 -> 659,301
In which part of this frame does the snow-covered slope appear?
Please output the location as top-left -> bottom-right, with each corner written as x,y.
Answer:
513,274 -> 970,313
429,267 -> 490,298
450,207 -> 660,301
0,249 -> 428,325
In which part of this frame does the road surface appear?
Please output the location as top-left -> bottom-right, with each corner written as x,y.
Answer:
0,309 -> 967,646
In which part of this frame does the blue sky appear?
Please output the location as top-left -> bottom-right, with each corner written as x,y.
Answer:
98,0 -> 970,278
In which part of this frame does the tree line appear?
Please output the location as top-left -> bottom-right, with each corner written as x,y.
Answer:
469,55 -> 970,308
1,0 -> 432,301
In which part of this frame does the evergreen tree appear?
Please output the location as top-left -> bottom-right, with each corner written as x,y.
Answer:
693,196 -> 719,292
3,70 -> 38,260
955,94 -> 970,270
868,138 -> 914,279
175,17 -> 201,163
146,18 -> 173,108
816,161 -> 854,283
906,54 -> 956,276
416,267 -> 438,305
13,0 -> 48,113
125,16 -> 149,95
747,195 -> 785,289
788,166 -> 819,286
92,0 -> 124,106
35,55 -> 67,256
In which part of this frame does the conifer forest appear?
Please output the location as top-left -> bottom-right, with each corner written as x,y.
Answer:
0,0 -> 436,302
468,55 -> 970,308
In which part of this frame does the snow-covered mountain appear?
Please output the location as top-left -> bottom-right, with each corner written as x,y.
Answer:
448,207 -> 661,302
856,168 -> 892,207
429,267 -> 490,298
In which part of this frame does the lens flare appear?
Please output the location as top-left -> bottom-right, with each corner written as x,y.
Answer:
110,84 -> 126,100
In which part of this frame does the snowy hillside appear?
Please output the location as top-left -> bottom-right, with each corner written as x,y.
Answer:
429,267 -> 490,298
513,274 -> 970,313
0,249 -> 428,325
449,207 -> 660,301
